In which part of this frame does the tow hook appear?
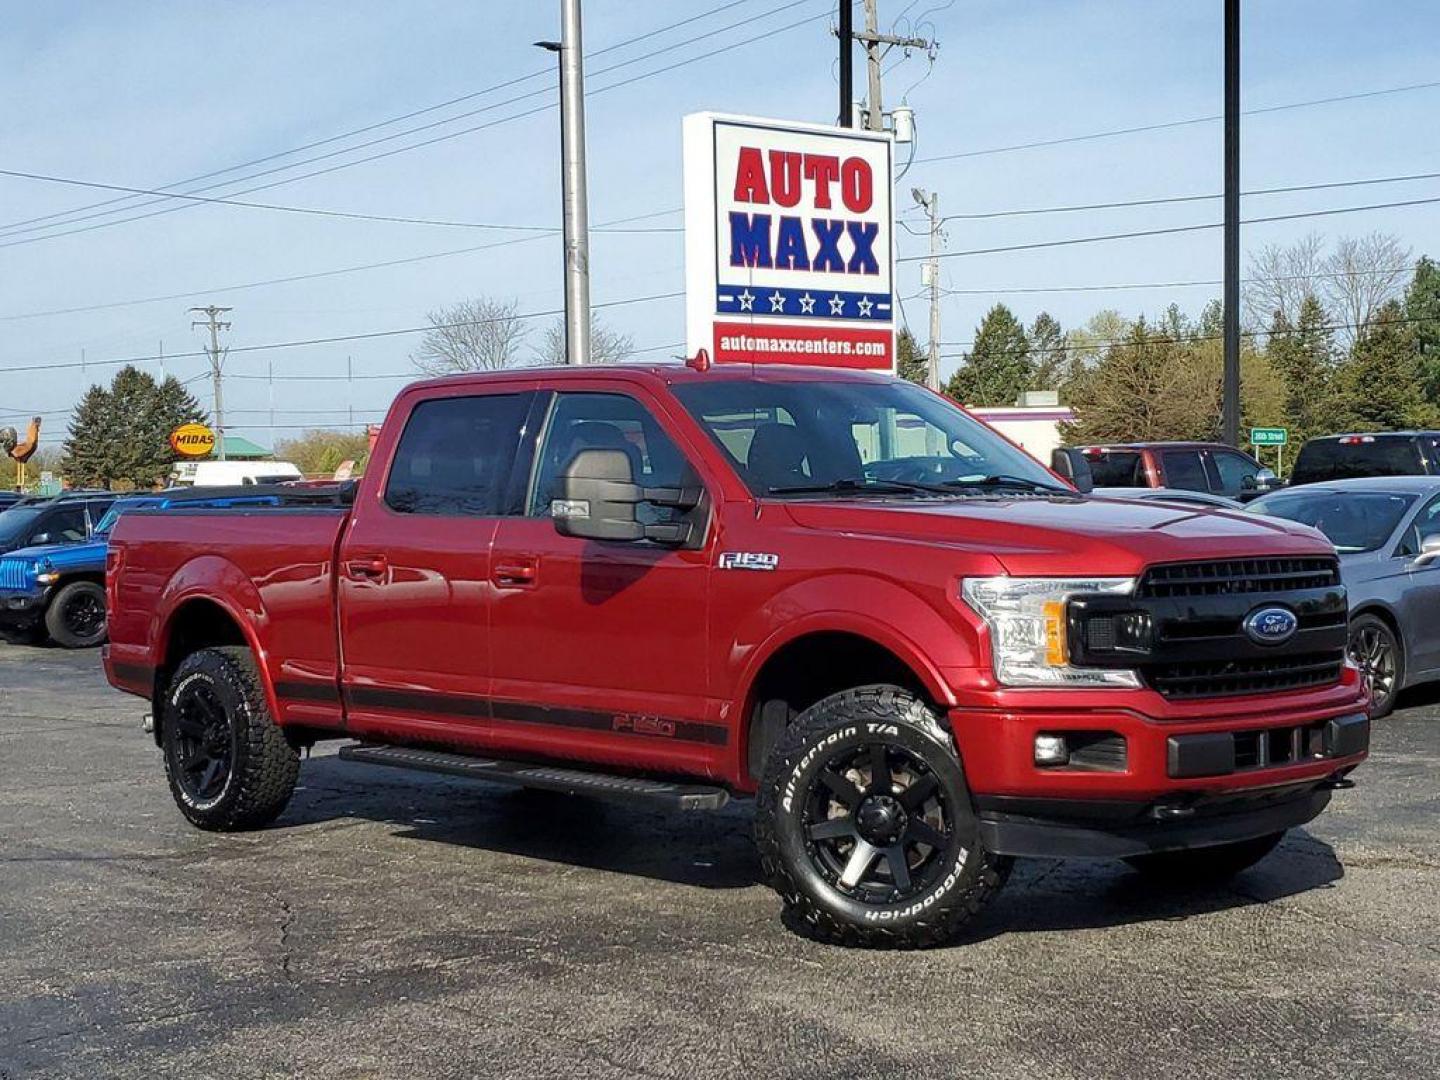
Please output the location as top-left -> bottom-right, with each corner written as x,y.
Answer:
141,712 -> 154,735
1323,775 -> 1356,790
1150,801 -> 1195,820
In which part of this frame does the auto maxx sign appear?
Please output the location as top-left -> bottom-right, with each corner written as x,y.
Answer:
683,113 -> 895,371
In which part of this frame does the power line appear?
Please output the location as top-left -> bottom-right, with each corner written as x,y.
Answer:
0,208 -> 682,323
0,0 -> 768,237
0,1 -> 824,248
899,194 -> 1440,263
0,291 -> 684,375
939,312 -> 1439,357
913,78 -> 1440,165
936,170 -> 1440,222
934,265 -> 1418,297
0,166 -> 683,234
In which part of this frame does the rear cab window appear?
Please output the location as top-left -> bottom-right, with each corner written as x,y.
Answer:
1292,437 -> 1425,483
1083,450 -> 1147,487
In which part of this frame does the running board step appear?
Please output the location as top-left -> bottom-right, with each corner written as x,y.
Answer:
337,743 -> 729,811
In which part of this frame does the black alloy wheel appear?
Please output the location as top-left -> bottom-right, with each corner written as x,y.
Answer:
170,678 -> 237,804
44,580 -> 108,648
803,741 -> 953,903
1348,614 -> 1402,718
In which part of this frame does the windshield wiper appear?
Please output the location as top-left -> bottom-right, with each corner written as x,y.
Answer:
766,477 -> 955,497
941,474 -> 1075,495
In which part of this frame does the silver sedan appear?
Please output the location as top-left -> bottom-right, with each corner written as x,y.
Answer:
1248,476 -> 1440,716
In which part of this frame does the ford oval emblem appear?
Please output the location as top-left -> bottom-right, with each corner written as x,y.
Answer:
1243,606 -> 1298,646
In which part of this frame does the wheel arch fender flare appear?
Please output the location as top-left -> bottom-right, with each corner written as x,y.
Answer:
153,557 -> 278,721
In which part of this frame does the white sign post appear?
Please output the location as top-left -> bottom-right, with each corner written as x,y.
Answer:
683,112 -> 895,371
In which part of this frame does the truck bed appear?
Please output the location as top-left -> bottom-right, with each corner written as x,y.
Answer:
105,503 -> 351,729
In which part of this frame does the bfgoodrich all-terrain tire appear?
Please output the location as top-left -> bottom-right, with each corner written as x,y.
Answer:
1124,831 -> 1284,883
755,685 -> 1010,948
44,580 -> 108,648
161,646 -> 299,831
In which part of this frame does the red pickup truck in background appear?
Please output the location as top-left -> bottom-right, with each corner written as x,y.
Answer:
104,363 -> 1368,947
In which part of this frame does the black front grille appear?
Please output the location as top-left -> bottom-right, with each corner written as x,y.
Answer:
1146,653 -> 1345,700
1137,557 -> 1341,599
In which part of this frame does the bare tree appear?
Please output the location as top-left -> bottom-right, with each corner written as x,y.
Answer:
1322,232 -> 1413,347
411,297 -> 529,375
538,316 -> 634,365
1243,232 -> 1325,329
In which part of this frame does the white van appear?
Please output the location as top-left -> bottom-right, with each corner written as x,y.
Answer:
169,460 -> 304,487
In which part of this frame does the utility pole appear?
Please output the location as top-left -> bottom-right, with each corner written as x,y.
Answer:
838,1 -> 853,127
853,0 -> 930,132
190,305 -> 232,460
1221,0 -> 1241,446
537,0 -> 592,365
913,188 -> 943,391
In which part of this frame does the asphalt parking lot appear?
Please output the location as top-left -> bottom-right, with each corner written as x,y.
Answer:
2,643 -> 1438,1080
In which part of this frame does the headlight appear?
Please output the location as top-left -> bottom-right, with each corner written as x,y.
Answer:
961,576 -> 1141,688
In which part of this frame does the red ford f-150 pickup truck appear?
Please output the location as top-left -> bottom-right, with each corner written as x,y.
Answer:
104,363 -> 1368,947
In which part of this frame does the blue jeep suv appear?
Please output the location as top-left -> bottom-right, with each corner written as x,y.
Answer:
0,488 -> 279,648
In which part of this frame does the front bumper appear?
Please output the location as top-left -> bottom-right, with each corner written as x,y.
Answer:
977,782 -> 1340,858
948,683 -> 1369,857
0,586 -> 50,628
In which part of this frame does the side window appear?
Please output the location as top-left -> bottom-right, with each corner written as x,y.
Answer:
34,506 -> 86,544
1210,451 -> 1257,496
529,392 -> 692,518
1398,495 -> 1440,557
384,393 -> 531,517
1161,450 -> 1208,492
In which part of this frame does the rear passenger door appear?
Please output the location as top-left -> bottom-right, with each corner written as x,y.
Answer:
1158,449 -> 1208,493
486,385 -> 722,774
336,388 -> 536,742
1395,495 -> 1440,677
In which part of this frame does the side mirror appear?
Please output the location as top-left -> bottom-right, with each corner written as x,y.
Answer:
551,449 -> 702,546
1049,448 -> 1094,494
1414,535 -> 1440,567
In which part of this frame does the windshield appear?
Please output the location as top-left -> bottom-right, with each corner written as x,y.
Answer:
94,500 -> 160,538
671,377 -> 1061,497
0,507 -> 45,545
1249,490 -> 1415,553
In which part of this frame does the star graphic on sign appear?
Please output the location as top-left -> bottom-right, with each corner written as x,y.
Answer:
798,292 -> 816,314
857,296 -> 875,318
768,290 -> 786,312
828,294 -> 847,316
737,289 -> 755,311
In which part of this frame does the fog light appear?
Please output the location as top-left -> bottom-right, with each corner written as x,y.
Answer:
1034,734 -> 1070,766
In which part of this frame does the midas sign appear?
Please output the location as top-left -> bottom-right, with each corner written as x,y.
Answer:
169,422 -> 215,457
684,112 -> 894,371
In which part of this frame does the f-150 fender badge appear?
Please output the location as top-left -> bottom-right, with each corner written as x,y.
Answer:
718,552 -> 779,571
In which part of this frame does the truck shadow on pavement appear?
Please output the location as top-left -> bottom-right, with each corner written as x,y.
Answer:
282,755 -> 1346,938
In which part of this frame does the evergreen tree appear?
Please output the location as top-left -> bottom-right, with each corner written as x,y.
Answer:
1328,301 -> 1433,431
1028,312 -> 1065,391
944,303 -> 1033,406
1264,295 -> 1335,444
895,328 -> 927,384
61,366 -> 207,489
1404,256 -> 1440,405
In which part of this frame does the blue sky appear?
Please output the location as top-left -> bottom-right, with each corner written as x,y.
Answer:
1,0 -> 1436,446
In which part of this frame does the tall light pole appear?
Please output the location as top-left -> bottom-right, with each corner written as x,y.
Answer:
190,305 -> 232,461
1222,0 -> 1241,446
913,188 -> 942,391
537,0 -> 592,365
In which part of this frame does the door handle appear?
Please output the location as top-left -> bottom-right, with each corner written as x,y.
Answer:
344,555 -> 388,580
492,556 -> 539,587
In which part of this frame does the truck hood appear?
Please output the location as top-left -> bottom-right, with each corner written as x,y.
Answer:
782,495 -> 1333,576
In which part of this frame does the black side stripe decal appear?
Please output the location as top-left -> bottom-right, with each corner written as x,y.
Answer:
327,685 -> 728,746
274,680 -> 342,704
